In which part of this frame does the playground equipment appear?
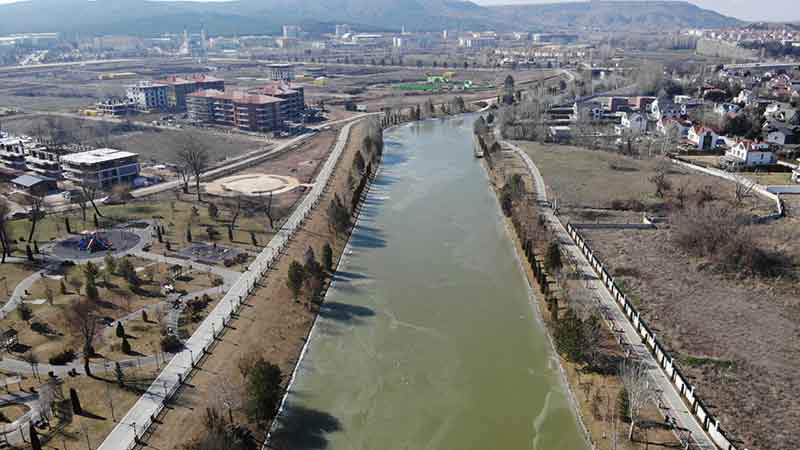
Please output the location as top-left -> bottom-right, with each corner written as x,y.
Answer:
78,231 -> 113,253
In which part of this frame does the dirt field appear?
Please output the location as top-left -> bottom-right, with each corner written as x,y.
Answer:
520,141 -> 799,450
516,141 -> 773,220
141,120 -> 371,449
1,113 -> 267,164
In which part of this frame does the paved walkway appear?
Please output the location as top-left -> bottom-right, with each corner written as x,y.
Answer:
504,141 -> 718,450
95,118 -> 361,450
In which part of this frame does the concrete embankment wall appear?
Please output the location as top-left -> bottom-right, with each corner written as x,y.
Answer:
566,223 -> 743,450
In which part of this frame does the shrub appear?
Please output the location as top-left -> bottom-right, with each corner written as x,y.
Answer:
160,334 -> 182,353
48,349 -> 76,365
672,206 -> 787,277
17,303 -> 32,322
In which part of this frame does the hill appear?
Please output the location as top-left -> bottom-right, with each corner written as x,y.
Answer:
0,0 -> 740,36
490,1 -> 742,30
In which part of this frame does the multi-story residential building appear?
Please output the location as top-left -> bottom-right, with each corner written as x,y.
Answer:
187,90 -> 285,132
126,81 -> 169,112
158,74 -> 225,112
267,63 -> 295,82
95,98 -> 136,117
25,144 -> 70,179
60,148 -> 140,189
0,137 -> 27,172
250,83 -> 305,121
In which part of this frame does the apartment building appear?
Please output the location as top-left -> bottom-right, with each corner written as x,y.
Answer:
0,137 -> 27,173
187,89 -> 285,132
126,81 -> 169,112
158,74 -> 225,112
61,148 -> 140,188
250,82 -> 305,121
25,144 -> 71,179
95,98 -> 136,117
267,63 -> 295,82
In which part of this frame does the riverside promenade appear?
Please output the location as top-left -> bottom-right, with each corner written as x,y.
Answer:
503,141 -> 718,450
96,119 -> 362,450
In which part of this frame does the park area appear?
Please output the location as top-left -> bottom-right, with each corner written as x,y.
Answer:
516,140 -> 799,450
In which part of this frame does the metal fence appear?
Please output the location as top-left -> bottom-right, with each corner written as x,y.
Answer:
567,223 -> 742,450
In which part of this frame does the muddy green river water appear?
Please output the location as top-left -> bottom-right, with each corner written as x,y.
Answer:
270,115 -> 592,450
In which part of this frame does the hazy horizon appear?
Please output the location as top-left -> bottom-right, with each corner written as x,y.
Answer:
0,0 -> 796,23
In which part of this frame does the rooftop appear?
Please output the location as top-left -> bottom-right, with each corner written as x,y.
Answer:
189,89 -> 284,105
61,148 -> 138,165
252,83 -> 299,96
159,74 -> 224,86
12,174 -> 54,188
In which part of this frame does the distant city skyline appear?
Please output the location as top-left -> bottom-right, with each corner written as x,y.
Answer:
0,0 -> 796,24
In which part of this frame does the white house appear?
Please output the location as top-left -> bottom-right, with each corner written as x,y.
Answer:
649,98 -> 684,121
722,141 -> 776,168
687,125 -> 719,150
734,89 -> 757,105
615,112 -> 647,136
656,117 -> 691,138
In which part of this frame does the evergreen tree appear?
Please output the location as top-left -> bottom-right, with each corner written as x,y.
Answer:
116,321 -> 125,338
85,279 -> 99,302
617,387 -> 631,422
104,253 -> 117,275
322,242 -> 334,272
545,241 -> 563,274
186,227 -> 193,242
244,358 -> 283,427
115,362 -> 125,387
287,261 -> 306,300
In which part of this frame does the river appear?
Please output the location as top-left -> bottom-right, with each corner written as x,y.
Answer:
269,115 -> 591,450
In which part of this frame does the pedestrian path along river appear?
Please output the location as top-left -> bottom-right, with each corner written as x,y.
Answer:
269,116 -> 592,450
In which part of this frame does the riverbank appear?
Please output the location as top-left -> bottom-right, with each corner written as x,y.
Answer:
140,118 -> 384,450
481,140 -> 680,450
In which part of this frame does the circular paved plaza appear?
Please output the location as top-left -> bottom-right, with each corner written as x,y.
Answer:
204,173 -> 302,197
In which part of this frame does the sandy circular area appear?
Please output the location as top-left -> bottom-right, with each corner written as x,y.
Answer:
205,173 -> 302,197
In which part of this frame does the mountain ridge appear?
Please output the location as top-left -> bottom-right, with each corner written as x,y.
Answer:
0,0 -> 742,36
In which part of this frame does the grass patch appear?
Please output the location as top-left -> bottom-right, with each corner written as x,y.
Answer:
678,354 -> 736,371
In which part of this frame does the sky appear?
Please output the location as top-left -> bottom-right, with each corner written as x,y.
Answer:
0,0 -> 795,23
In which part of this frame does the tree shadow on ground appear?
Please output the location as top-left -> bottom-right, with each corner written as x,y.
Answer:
268,405 -> 341,450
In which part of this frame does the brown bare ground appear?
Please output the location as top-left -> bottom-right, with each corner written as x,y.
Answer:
520,142 -> 799,450
140,121 -> 370,450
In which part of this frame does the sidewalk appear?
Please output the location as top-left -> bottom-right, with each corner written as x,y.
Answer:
95,118 -> 361,450
504,141 -> 718,450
